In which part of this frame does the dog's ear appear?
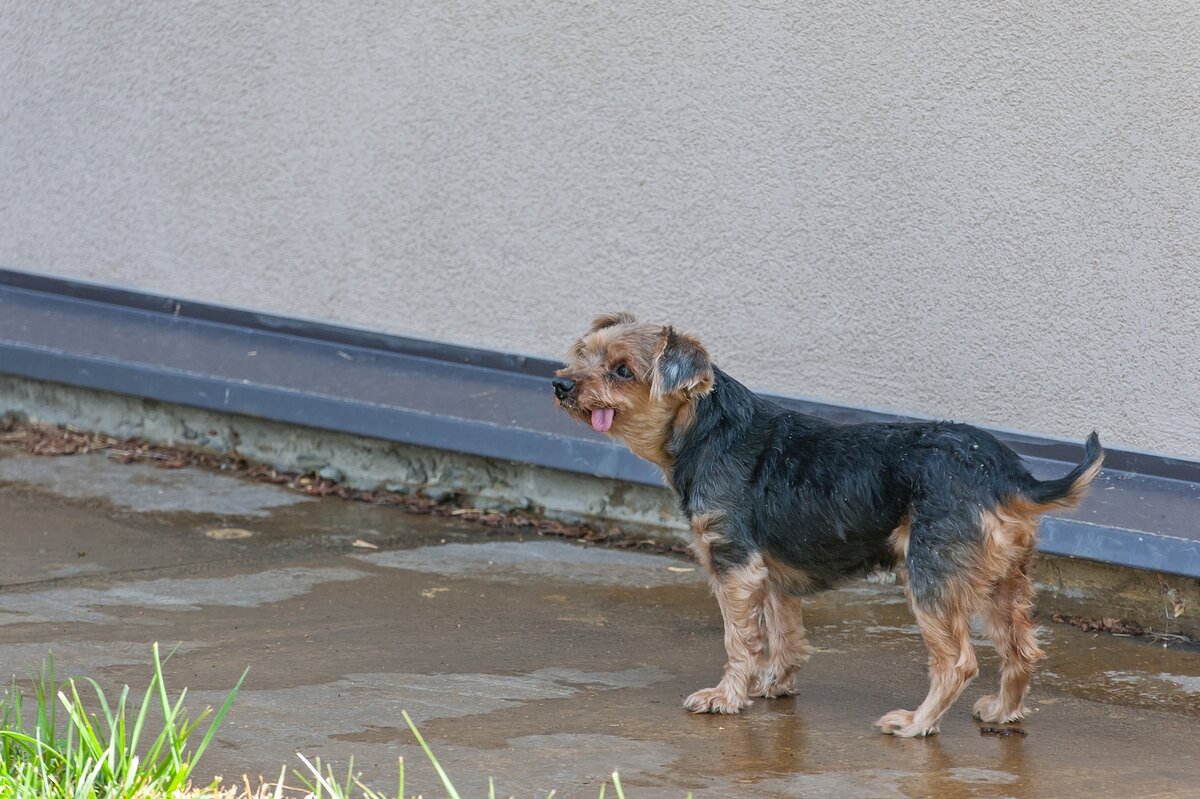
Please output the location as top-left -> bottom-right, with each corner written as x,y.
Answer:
651,326 -> 714,400
588,311 -> 638,333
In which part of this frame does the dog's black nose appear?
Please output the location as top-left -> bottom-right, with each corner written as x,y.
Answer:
552,377 -> 575,400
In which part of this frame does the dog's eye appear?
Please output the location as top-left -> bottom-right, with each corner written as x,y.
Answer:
613,363 -> 635,380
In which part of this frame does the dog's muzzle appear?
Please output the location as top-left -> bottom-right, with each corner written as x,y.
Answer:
552,377 -> 575,401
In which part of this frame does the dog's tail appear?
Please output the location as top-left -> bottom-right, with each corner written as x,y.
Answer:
1018,431 -> 1104,511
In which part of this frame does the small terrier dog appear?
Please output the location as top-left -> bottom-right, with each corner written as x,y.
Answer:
553,313 -> 1103,737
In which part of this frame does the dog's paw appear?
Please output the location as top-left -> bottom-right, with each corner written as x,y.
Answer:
684,686 -> 748,714
972,694 -> 1026,724
874,709 -> 939,738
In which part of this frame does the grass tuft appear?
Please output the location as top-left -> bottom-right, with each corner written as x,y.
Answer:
0,643 -> 246,799
1,648 -> 668,798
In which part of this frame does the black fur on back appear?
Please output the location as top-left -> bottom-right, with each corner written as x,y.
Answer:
667,367 -> 1098,595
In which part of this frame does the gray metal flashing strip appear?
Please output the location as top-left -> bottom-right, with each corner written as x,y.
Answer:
1,268 -> 1198,578
3,269 -> 1194,482
0,268 -> 561,377
0,274 -> 662,485
1,343 -> 655,484
1039,519 -> 1200,579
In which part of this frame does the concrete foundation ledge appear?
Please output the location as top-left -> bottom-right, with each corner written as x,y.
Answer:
0,374 -> 684,535
2,373 -> 1198,641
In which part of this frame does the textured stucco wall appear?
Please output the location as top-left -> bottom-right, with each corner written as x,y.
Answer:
2,2 -> 1198,458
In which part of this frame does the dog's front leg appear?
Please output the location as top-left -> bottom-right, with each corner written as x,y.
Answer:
684,556 -> 768,714
752,588 -> 810,698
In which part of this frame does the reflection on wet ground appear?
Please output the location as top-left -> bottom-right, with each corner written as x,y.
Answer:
0,450 -> 1197,798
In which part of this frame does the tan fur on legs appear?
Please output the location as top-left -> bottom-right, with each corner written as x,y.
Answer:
876,598 -> 979,737
752,588 -> 811,698
973,505 -> 1046,723
684,555 -> 768,714
975,556 -> 1044,723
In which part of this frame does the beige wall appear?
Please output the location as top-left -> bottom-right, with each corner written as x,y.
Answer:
2,2 -> 1198,459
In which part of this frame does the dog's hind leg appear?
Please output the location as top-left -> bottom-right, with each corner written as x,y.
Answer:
876,509 -> 982,737
973,565 -> 1041,723
969,506 -> 1044,723
876,598 -> 978,737
751,588 -> 810,698
684,555 -> 768,714
975,545 -> 1043,722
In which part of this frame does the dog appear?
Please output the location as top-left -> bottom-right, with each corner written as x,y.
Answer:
552,312 -> 1103,737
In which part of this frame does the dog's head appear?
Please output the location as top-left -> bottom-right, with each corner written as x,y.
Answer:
553,312 -> 714,468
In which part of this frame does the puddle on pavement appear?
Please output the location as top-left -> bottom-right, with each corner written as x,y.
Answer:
1156,672 -> 1200,692
315,733 -> 683,799
0,566 -> 366,627
191,666 -> 681,797
1,447 -> 1199,798
0,639 -> 204,682
0,452 -> 312,515
197,666 -> 669,733
756,769 -> 913,799
1031,626 -> 1200,716
943,766 -> 1021,785
1079,668 -> 1200,708
0,449 -> 490,587
356,540 -> 704,587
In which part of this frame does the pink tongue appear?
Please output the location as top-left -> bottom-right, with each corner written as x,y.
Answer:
591,408 -> 615,433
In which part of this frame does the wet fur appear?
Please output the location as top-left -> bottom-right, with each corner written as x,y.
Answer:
555,314 -> 1104,736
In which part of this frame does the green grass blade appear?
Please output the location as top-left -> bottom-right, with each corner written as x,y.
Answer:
297,752 -> 340,798
130,646 -> 163,758
152,642 -> 184,772
80,676 -> 123,778
34,655 -> 57,751
343,755 -> 356,797
272,763 -> 288,799
113,684 -> 130,767
61,683 -> 106,764
186,665 -> 247,774
0,730 -> 64,760
353,772 -> 391,799
80,677 -> 114,728
612,771 -> 626,799
401,710 -> 462,799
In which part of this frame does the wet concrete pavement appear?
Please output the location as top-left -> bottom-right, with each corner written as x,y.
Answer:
1,447 -> 1198,798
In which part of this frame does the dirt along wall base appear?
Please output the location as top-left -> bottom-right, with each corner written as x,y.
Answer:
0,374 -> 684,536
